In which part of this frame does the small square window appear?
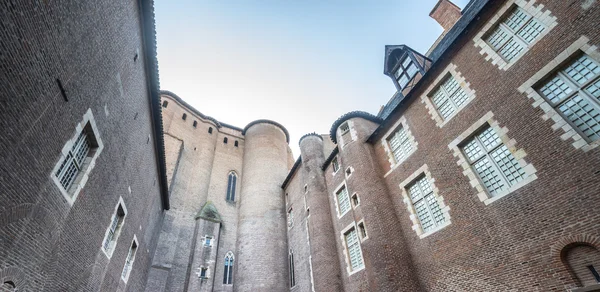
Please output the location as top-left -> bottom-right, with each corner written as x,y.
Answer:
339,122 -> 350,134
204,236 -> 213,247
223,137 -> 228,144
208,127 -> 213,134
345,167 -> 353,177
162,101 -> 168,108
200,267 -> 208,279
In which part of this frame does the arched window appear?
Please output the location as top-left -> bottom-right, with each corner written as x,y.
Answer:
563,243 -> 600,287
289,249 -> 296,287
223,252 -> 234,285
226,172 -> 237,202
2,281 -> 16,291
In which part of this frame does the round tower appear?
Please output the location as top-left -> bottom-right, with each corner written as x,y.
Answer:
330,112 -> 422,291
235,120 -> 290,291
298,133 -> 343,291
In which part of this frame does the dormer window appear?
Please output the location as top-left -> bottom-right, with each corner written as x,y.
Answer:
394,56 -> 419,90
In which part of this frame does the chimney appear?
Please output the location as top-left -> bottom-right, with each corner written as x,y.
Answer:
429,0 -> 462,31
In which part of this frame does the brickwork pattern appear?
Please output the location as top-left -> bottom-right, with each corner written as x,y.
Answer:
0,1 -> 165,291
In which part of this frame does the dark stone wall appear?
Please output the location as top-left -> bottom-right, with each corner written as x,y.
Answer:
0,1 -> 164,291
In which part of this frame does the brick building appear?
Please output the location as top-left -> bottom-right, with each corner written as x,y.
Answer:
2,0 -> 600,292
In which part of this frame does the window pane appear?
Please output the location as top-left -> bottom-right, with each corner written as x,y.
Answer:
477,127 -> 502,151
504,7 -> 531,32
462,139 -> 484,162
431,87 -> 454,119
487,27 -> 511,50
490,145 -> 527,185
406,63 -> 418,79
585,78 -> 600,99
517,18 -> 545,43
564,55 -> 600,85
337,187 -> 351,215
558,94 -> 600,141
539,75 -> 573,104
402,57 -> 412,68
473,157 -> 507,195
498,37 -> 525,61
390,127 -> 412,163
397,74 -> 409,89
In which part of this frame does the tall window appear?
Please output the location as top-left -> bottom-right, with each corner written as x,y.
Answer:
102,200 -> 127,257
393,56 -> 419,90
430,74 -> 470,120
336,185 -> 351,216
56,131 -> 93,192
182,113 -> 187,120
344,227 -> 364,272
485,6 -> 546,62
289,249 -> 296,287
287,208 -> 294,229
406,176 -> 445,233
461,126 -> 527,196
536,54 -> 600,142
121,237 -> 138,282
223,252 -> 234,285
332,156 -> 340,173
226,172 -> 237,202
388,125 -> 413,164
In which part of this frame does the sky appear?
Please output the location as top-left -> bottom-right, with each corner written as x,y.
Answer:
155,0 -> 470,157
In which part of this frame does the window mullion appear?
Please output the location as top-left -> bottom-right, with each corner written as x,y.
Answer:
495,25 -> 516,50
486,144 -> 511,188
440,84 -> 458,111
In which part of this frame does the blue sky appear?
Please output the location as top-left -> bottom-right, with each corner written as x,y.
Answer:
155,0 -> 469,156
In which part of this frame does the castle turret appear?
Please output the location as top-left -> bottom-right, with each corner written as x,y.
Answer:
327,112 -> 422,291
298,133 -> 343,291
235,120 -> 290,291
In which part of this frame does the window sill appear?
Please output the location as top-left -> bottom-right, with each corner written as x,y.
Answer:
347,265 -> 365,277
570,284 -> 600,292
418,220 -> 451,239
383,150 -> 416,178
482,174 -> 538,206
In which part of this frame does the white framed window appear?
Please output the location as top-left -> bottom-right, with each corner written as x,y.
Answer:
399,165 -> 451,238
449,112 -> 537,205
102,197 -> 127,258
289,249 -> 296,288
342,225 -> 364,274
462,126 -> 527,196
421,64 -> 476,127
223,252 -> 234,285
51,109 -> 104,205
332,156 -> 340,173
121,236 -> 138,283
287,208 -> 294,229
387,123 -> 414,165
334,184 -> 351,217
473,0 -> 556,70
536,55 -> 600,142
519,36 -> 600,151
407,176 -> 445,233
226,172 -> 237,202
204,236 -> 213,247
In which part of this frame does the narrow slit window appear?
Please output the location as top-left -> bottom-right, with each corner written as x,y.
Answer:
358,222 -> 367,240
193,121 -> 197,128
234,140 -> 239,147
182,113 -> 187,120
223,252 -> 234,284
351,193 -> 359,208
102,201 -> 126,257
289,250 -> 296,287
208,127 -> 213,134
226,172 -> 237,202
204,236 -> 212,247
162,100 -> 168,108
121,238 -> 138,282
200,267 -> 208,279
